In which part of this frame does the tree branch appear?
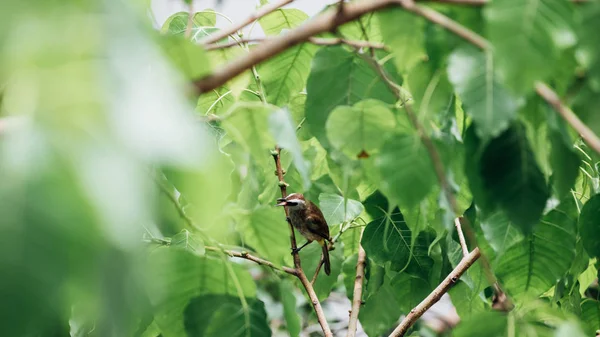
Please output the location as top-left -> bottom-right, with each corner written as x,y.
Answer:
389,248 -> 481,337
205,246 -> 297,275
347,244 -> 367,337
205,36 -> 389,51
272,147 -> 333,337
454,217 -> 469,257
200,0 -> 294,45
535,81 -> 600,155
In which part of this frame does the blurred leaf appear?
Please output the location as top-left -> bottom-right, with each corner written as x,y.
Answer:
447,46 -> 518,140
453,311 -> 507,336
479,211 -> 523,257
377,8 -> 425,72
554,322 -> 587,337
326,99 -> 396,159
305,46 -> 396,148
337,12 -> 382,42
342,253 -> 360,300
577,1 -> 600,91
485,0 -> 576,93
259,8 -> 308,36
449,282 -> 487,318
184,295 -> 271,337
495,200 -> 577,297
581,299 -> 600,336
269,108 -> 311,189
579,194 -> 600,259
298,241 -> 343,301
549,130 -> 580,198
318,193 -> 364,226
280,280 -> 301,337
158,35 -> 212,79
238,207 -> 291,266
171,229 -> 205,256
406,61 -> 454,123
376,134 -> 437,209
161,11 -> 217,39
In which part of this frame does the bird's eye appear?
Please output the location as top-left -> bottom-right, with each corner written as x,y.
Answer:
287,201 -> 298,206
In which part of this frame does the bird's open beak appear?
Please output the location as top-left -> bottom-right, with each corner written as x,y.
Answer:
276,198 -> 287,206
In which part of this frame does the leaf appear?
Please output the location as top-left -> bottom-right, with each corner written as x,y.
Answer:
377,8 -> 425,72
495,200 -> 577,297
577,1 -> 600,91
579,194 -> 600,259
146,248 -> 256,337
158,35 -> 212,79
478,123 -> 550,233
170,229 -> 205,256
342,254 -> 360,300
318,193 -> 364,226
260,44 -> 317,106
358,275 -> 403,337
389,273 -> 431,312
280,281 -> 301,337
453,311 -> 507,336
297,241 -> 344,300
449,282 -> 487,318
221,103 -> 276,167
361,209 -> 434,275
259,8 -> 308,36
305,46 -> 396,148
549,130 -> 580,198
325,99 -> 396,158
160,11 -> 218,39
375,134 -> 437,209
581,299 -> 600,336
184,295 -> 271,337
238,207 -> 291,266
406,62 -> 454,121
485,0 -> 576,93
479,211 -> 523,256
447,46 -> 518,140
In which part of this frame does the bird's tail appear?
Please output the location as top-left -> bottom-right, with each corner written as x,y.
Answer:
322,243 -> 331,275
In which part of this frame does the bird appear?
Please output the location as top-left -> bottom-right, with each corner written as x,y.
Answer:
276,193 -> 332,275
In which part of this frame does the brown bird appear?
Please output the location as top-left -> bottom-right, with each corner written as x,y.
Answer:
276,193 -> 332,275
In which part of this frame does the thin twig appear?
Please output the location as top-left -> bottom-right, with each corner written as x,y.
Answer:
536,81 -> 600,155
273,147 -> 333,337
200,0 -> 294,45
205,36 -> 389,51
388,248 -> 481,337
347,243 -> 367,337
454,217 -> 469,257
205,246 -> 297,275
184,2 -> 194,39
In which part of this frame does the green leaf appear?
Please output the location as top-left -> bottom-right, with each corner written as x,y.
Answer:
579,194 -> 600,259
260,43 -> 317,106
238,207 -> 291,266
453,311 -> 507,336
389,273 -> 431,312
280,280 -> 301,337
581,299 -> 600,336
161,11 -> 217,37
485,0 -> 576,93
269,108 -> 311,189
221,103 -> 276,167
549,130 -> 580,198
305,46 -> 396,148
342,254 -> 360,300
447,46 -> 518,140
297,241 -> 344,300
577,2 -> 600,91
376,134 -> 437,209
259,8 -> 308,36
146,248 -> 256,337
478,123 -> 550,233
495,200 -> 577,297
377,8 -> 425,72
170,229 -> 205,256
158,35 -> 212,79
449,282 -> 487,318
479,211 -> 523,256
318,193 -> 364,226
325,99 -> 396,159
358,275 -> 403,337
184,295 -> 272,337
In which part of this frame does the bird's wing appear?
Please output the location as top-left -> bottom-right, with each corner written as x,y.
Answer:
306,201 -> 331,241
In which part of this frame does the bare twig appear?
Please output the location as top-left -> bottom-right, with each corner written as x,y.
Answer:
536,81 -> 600,155
272,147 -> 333,337
389,248 -> 481,337
454,217 -> 469,257
200,0 -> 294,45
347,244 -> 367,337
184,2 -> 194,39
205,36 -> 389,51
205,246 -> 297,275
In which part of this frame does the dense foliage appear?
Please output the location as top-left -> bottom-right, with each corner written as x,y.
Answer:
1,0 -> 599,336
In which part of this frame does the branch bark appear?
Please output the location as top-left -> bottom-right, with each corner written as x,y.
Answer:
272,147 -> 333,337
205,36 -> 388,51
535,81 -> 600,155
205,246 -> 297,275
389,248 -> 481,337
454,217 -> 469,258
347,244 -> 367,337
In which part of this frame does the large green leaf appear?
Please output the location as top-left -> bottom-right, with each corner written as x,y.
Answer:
581,299 -> 600,336
447,46 -> 518,140
377,8 -> 425,72
549,130 -> 580,198
375,134 -> 437,209
453,311 -> 507,336
485,0 -> 576,93
495,200 -> 577,297
305,46 -> 396,148
158,35 -> 212,79
259,8 -> 308,36
358,275 -> 403,337
325,99 -> 396,159
146,248 -> 256,337
479,211 -> 523,257
318,193 -> 364,227
184,295 -> 271,337
280,280 -> 301,337
238,207 -> 291,266
389,273 -> 431,312
579,194 -> 600,259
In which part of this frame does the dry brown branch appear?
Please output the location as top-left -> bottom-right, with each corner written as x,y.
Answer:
205,36 -> 388,51
200,0 -> 294,45
272,147 -> 333,337
389,248 -> 481,337
347,244 -> 367,337
536,81 -> 600,155
205,246 -> 297,275
454,217 -> 469,257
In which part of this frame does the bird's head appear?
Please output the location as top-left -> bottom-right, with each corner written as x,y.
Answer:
276,193 -> 307,210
